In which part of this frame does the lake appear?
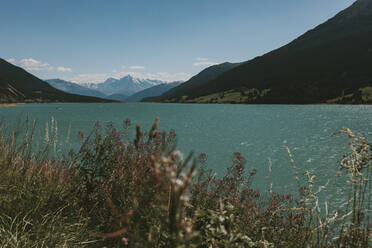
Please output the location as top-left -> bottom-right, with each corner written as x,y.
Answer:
1,103 -> 371,203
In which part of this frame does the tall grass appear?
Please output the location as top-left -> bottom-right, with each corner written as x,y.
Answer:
0,118 -> 370,247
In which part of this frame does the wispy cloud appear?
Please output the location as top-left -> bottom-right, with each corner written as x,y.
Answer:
9,57 -> 72,73
6,58 -> 16,64
128,65 -> 145,70
140,72 -> 189,82
193,61 -> 218,67
195,57 -> 208,61
67,73 -> 108,84
57,66 -> 72,72
193,57 -> 217,67
19,58 -> 53,71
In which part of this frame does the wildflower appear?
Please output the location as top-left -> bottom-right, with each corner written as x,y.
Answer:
172,150 -> 184,161
253,189 -> 260,198
216,179 -> 223,187
121,237 -> 129,245
45,123 -> 49,143
124,118 -> 131,127
235,163 -> 244,173
250,168 -> 257,176
77,130 -> 84,140
68,149 -> 75,158
175,178 -> 183,186
283,194 -> 292,200
180,194 -> 190,202
199,152 -> 207,161
299,186 -> 308,195
169,129 -> 176,137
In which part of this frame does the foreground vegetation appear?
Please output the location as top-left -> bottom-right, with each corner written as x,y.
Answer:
0,118 -> 371,247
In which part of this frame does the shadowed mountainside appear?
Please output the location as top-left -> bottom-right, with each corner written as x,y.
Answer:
144,62 -> 241,102
105,93 -> 129,102
0,59 -> 113,103
127,81 -> 182,102
151,0 -> 372,104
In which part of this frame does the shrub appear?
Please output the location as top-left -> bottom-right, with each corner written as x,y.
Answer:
0,119 -> 370,247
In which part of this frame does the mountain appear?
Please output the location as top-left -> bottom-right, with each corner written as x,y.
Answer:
0,59 -> 112,103
126,81 -> 182,102
156,0 -> 372,104
45,76 -> 174,102
105,93 -> 129,102
146,62 -> 241,102
46,79 -> 107,99
87,75 -> 165,96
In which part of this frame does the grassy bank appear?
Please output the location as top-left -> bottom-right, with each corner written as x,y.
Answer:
0,119 -> 370,247
159,86 -> 372,104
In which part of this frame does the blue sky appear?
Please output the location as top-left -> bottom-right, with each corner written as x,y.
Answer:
1,0 -> 353,83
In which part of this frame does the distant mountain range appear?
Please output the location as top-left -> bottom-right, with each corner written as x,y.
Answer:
147,0 -> 372,104
84,75 -> 164,96
46,76 -> 182,102
0,59 -> 111,103
46,79 -> 107,99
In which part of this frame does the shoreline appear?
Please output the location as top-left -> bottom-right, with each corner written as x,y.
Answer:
0,103 -> 18,107
0,102 -> 371,106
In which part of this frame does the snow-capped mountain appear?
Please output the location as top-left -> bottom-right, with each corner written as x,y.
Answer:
45,75 -> 182,102
84,75 -> 165,96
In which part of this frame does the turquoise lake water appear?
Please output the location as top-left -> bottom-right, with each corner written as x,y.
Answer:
1,103 -> 371,204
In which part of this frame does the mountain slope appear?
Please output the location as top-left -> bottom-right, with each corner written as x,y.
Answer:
105,93 -> 129,102
0,59 -> 111,103
160,0 -> 372,104
146,62 -> 240,102
127,81 -> 182,102
46,79 -> 107,99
